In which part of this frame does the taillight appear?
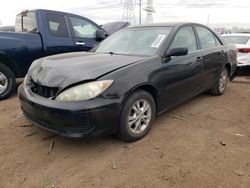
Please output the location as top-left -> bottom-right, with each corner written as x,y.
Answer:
237,48 -> 250,53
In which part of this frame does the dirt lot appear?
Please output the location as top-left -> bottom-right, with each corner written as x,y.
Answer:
0,78 -> 250,188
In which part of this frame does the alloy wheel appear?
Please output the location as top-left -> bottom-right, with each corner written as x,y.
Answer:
0,72 -> 8,94
218,70 -> 228,93
128,99 -> 152,134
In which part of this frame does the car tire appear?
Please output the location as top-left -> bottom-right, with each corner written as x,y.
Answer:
0,63 -> 16,100
117,90 -> 156,142
210,67 -> 229,96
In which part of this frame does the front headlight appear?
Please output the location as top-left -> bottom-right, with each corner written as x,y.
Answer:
55,80 -> 113,101
23,75 -> 29,95
23,75 -> 28,86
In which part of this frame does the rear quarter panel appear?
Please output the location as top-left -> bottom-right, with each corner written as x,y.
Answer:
223,43 -> 237,76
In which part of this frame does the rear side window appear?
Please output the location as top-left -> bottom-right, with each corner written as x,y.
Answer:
169,26 -> 197,53
46,13 -> 69,38
214,37 -> 222,46
196,26 -> 216,49
68,17 -> 98,39
15,11 -> 37,33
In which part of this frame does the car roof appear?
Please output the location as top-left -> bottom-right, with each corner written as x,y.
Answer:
222,33 -> 250,37
20,9 -> 72,15
19,9 -> 91,20
17,9 -> 102,29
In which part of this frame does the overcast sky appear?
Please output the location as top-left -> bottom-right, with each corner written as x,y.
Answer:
0,0 -> 250,28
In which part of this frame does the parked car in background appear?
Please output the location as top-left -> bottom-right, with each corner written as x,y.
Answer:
101,21 -> 130,35
0,26 -> 15,32
19,23 -> 237,142
222,33 -> 250,66
214,28 -> 231,35
0,9 -> 127,100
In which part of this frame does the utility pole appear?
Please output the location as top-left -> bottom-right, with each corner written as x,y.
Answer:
139,0 -> 142,25
207,14 -> 210,26
144,0 -> 155,24
122,0 -> 136,24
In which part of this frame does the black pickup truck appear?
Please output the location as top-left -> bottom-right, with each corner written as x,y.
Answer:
0,9 -> 127,100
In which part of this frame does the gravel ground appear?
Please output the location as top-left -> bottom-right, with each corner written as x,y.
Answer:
0,78 -> 250,188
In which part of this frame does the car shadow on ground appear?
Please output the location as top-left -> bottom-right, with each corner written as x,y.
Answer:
13,77 -> 247,150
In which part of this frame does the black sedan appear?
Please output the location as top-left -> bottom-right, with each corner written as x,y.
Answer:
19,23 -> 237,142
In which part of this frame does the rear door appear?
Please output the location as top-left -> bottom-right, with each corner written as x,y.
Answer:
44,13 -> 76,56
67,16 -> 100,51
159,25 -> 203,110
195,25 -> 225,88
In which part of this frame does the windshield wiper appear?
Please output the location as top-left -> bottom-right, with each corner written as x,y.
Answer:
107,52 -> 129,56
101,52 -> 132,56
108,51 -> 116,55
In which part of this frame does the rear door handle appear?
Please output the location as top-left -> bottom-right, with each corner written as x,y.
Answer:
75,42 -> 85,46
196,57 -> 203,62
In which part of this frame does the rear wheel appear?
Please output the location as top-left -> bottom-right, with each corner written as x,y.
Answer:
117,90 -> 156,142
210,67 -> 229,96
0,64 -> 16,100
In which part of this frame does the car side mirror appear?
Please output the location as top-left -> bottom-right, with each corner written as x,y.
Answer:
165,47 -> 188,57
96,30 -> 107,41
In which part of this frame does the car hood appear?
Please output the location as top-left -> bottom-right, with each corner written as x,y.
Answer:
28,52 -> 146,88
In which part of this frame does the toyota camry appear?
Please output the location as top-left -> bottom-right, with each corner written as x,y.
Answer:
18,23 -> 237,142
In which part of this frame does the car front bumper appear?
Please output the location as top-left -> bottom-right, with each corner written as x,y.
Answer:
18,85 -> 123,138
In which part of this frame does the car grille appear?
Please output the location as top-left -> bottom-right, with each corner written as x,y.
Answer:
24,111 -> 96,135
30,81 -> 59,98
64,124 -> 95,134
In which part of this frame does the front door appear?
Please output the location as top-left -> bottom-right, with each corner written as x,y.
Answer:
44,12 -> 76,56
67,16 -> 100,52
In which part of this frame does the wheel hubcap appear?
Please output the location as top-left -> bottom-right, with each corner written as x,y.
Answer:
218,70 -> 228,93
0,72 -> 8,94
128,99 -> 152,134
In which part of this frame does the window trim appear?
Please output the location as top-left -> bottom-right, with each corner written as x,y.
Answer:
214,35 -> 223,46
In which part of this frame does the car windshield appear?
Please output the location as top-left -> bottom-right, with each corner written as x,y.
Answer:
222,36 -> 250,45
95,26 -> 173,56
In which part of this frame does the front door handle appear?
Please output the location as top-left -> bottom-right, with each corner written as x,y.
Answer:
75,42 -> 85,46
196,57 -> 203,62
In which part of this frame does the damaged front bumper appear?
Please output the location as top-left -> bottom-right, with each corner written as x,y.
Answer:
18,84 -> 122,138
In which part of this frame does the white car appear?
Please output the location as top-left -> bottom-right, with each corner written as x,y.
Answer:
222,33 -> 250,67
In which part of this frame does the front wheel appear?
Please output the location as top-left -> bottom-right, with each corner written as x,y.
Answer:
0,64 -> 16,100
117,90 -> 156,142
210,67 -> 229,96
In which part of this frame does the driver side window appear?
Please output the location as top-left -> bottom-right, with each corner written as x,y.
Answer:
170,26 -> 197,53
68,17 -> 98,39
